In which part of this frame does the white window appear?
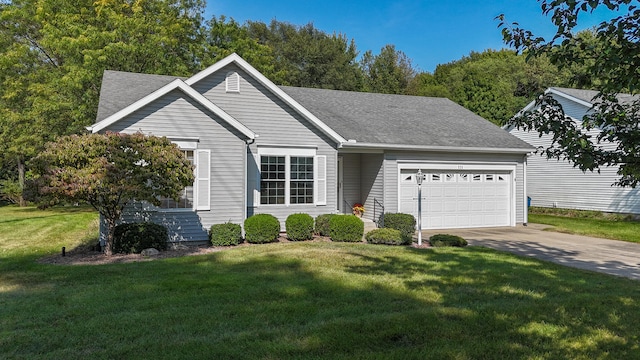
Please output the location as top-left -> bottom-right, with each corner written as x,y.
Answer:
160,150 -> 194,209
158,148 -> 210,211
256,148 -> 325,206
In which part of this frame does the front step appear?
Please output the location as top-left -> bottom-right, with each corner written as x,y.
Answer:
361,217 -> 378,235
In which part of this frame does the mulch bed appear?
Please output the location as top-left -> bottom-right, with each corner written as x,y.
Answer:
37,235 -> 429,266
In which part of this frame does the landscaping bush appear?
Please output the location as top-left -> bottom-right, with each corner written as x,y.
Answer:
315,214 -> 336,236
329,214 -> 364,242
286,213 -> 314,241
429,234 -> 468,247
113,222 -> 168,254
244,214 -> 280,244
383,213 -> 416,242
365,228 -> 406,245
209,222 -> 242,246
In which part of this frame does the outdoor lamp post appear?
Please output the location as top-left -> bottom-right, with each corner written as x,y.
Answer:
416,169 -> 423,246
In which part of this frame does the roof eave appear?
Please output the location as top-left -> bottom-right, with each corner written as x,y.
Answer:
339,142 -> 534,154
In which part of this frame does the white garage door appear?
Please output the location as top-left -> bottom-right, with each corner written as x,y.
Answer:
399,169 -> 512,229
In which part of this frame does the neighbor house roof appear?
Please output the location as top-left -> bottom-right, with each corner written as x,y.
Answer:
281,86 -> 533,152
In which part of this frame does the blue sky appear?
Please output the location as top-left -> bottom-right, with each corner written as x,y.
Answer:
205,1 -> 622,73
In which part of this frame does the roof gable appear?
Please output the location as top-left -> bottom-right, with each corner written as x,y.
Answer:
185,54 -> 346,144
89,78 -> 255,139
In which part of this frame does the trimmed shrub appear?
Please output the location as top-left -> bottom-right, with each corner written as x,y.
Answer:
210,222 -> 242,246
244,214 -> 280,244
329,214 -> 364,242
429,234 -> 468,247
113,222 -> 168,254
315,214 -> 336,236
286,213 -> 314,241
365,228 -> 406,245
383,213 -> 416,242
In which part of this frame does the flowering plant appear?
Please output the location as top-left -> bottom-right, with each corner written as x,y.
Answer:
352,203 -> 365,214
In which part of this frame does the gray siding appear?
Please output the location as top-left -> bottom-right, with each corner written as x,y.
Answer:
191,64 -> 339,229
509,93 -> 640,214
383,151 -> 527,224
102,89 -> 247,242
360,154 -> 385,221
341,153 -> 361,213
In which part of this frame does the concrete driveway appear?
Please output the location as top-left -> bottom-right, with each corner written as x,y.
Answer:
421,224 -> 640,281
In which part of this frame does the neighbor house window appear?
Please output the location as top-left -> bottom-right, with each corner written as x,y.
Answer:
258,150 -> 323,206
160,150 -> 195,209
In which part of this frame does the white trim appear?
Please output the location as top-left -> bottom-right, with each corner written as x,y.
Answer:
172,140 -> 198,149
87,79 -> 256,140
185,53 -> 346,145
315,155 -> 327,206
523,155 -> 528,225
259,147 -> 316,157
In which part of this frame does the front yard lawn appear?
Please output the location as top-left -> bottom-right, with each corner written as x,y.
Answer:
2,205 -> 640,359
529,207 -> 640,243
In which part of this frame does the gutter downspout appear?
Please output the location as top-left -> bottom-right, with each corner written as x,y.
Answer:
244,138 -> 256,237
523,154 -> 528,226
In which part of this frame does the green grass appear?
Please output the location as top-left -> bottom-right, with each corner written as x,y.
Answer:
529,207 -> 640,243
2,206 -> 640,359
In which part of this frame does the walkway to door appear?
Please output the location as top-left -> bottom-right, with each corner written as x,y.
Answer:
421,224 -> 640,281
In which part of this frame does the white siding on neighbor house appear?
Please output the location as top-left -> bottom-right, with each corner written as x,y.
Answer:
510,93 -> 640,214
511,128 -> 640,214
189,63 -> 339,228
360,153 -> 385,222
102,89 -> 248,242
383,151 -> 527,225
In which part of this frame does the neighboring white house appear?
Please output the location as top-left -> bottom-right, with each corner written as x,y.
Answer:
89,53 -> 533,244
508,87 -> 640,214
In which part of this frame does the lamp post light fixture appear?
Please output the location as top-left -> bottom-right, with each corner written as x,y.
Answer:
416,169 -> 423,246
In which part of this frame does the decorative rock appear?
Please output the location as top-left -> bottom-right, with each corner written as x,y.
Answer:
141,248 -> 160,256
170,243 -> 189,251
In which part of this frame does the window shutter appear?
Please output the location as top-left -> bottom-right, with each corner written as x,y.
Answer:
314,155 -> 326,205
196,150 -> 211,210
248,153 -> 260,207
225,72 -> 240,92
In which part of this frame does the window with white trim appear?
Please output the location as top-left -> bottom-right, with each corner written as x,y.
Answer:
260,155 -> 315,205
257,148 -> 324,206
160,150 -> 194,209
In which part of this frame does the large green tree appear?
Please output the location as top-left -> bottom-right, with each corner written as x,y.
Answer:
360,44 -> 416,94
500,0 -> 640,187
406,49 -> 569,125
0,0 -> 206,204
29,133 -> 194,255
246,20 -> 364,90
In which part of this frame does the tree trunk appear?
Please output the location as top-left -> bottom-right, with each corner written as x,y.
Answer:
104,218 -> 116,256
17,157 -> 25,207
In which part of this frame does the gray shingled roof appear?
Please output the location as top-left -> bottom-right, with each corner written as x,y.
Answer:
95,69 -> 532,151
281,86 -> 532,150
96,70 -> 183,122
551,87 -> 638,105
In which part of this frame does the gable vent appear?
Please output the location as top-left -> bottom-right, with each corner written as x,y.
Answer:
225,71 -> 240,92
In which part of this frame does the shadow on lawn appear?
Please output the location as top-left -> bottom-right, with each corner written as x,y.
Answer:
1,244 -> 640,359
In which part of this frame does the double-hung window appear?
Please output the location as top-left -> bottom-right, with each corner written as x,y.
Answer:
157,144 -> 211,211
257,148 -> 325,206
160,150 -> 195,209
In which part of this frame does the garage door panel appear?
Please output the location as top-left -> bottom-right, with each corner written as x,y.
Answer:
400,169 -> 512,229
